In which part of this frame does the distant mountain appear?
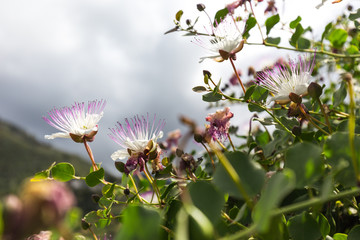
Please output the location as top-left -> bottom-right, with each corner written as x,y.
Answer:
0,118 -> 93,196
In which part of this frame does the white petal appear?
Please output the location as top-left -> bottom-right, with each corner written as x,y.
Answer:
111,150 -> 129,160
45,132 -> 70,139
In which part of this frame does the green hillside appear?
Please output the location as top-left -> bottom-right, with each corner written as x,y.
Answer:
0,119 -> 93,196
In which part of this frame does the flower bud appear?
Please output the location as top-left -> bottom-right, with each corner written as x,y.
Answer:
197,3 -> 206,11
176,148 -> 184,157
91,194 -> 100,203
124,188 -> 130,196
292,125 -> 302,136
289,92 -> 302,104
81,219 -> 90,230
307,82 -> 322,99
203,70 -> 211,78
194,133 -> 204,143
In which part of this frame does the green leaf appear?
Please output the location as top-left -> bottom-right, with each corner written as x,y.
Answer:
346,45 -> 359,54
102,183 -> 115,198
328,29 -> 348,49
192,86 -> 207,93
83,211 -> 100,224
324,132 -> 360,187
316,213 -> 330,239
31,170 -> 49,181
161,181 -> 177,200
85,168 -> 105,187
290,16 -> 302,29
244,85 -> 256,101
287,212 -> 322,240
202,91 -> 222,102
253,170 -> 295,232
297,37 -> 311,50
333,81 -> 347,107
175,10 -> 183,21
115,205 -> 161,240
188,181 -> 224,224
248,103 -> 265,112
321,22 -> 332,42
51,162 -> 75,182
349,8 -> 360,21
258,215 -> 289,240
266,37 -> 281,45
213,8 -> 229,27
265,14 -> 280,35
348,224 -> 360,240
285,142 -> 324,188
251,85 -> 268,102
213,151 -> 265,199
333,233 -> 348,240
243,17 -> 257,39
290,24 -> 304,47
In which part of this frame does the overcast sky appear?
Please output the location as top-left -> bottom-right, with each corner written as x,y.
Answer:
0,0 -> 358,174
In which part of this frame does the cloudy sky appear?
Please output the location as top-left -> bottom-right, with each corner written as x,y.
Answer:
0,0 -> 358,173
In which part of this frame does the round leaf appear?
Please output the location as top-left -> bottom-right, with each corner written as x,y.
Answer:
51,162 -> 75,182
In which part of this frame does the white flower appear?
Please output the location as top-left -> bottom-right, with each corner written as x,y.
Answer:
256,54 -> 316,104
43,100 -> 106,141
109,114 -> 165,160
193,16 -> 244,62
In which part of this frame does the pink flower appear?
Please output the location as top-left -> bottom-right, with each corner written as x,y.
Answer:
43,100 -> 106,142
109,114 -> 165,174
205,107 -> 234,142
256,54 -> 316,104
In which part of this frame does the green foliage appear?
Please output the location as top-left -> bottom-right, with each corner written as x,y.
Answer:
52,162 -> 75,182
115,205 -> 161,240
213,151 -> 265,199
328,29 -> 348,49
285,142 -> 324,188
265,14 -> 280,35
243,17 -> 257,39
10,3 -> 360,240
85,168 -> 105,187
287,212 -> 322,240
213,8 -> 229,27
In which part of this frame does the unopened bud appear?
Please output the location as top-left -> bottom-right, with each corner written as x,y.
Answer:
248,66 -> 255,76
307,82 -> 322,99
81,219 -> 90,230
289,92 -> 302,104
292,126 -> 302,136
203,70 -> 211,78
186,19 -> 191,25
342,73 -> 352,82
197,3 -> 206,11
91,194 -> 100,203
124,188 -> 130,196
176,148 -> 184,157
194,133 -> 204,143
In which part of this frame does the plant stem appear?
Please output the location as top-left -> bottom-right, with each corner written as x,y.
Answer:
201,142 -> 216,169
229,57 -> 246,94
249,1 -> 264,43
144,164 -> 162,204
246,41 -> 360,59
250,101 -> 296,138
298,105 -> 330,135
129,173 -> 144,203
227,133 -> 236,151
83,140 -> 98,171
226,187 -> 360,240
316,98 -> 332,133
209,142 -> 253,209
346,75 -> 360,183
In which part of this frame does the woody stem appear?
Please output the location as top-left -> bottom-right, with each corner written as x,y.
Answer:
84,140 -> 99,171
229,57 -> 246,94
